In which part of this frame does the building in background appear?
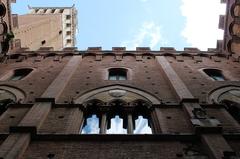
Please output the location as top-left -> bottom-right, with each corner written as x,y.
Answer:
0,0 -> 239,159
0,0 -> 77,52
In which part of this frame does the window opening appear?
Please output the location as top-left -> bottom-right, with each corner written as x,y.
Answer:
66,23 -> 71,27
203,69 -> 226,81
81,114 -> 100,134
133,116 -> 152,134
108,68 -> 127,80
107,115 -> 127,134
221,100 -> 240,123
66,15 -> 71,19
10,68 -> 33,81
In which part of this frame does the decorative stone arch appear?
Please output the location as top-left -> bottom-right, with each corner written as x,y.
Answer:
75,85 -> 161,105
0,85 -> 25,102
208,85 -> 240,104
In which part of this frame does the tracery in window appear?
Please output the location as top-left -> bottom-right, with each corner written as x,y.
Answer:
134,116 -> 152,134
78,86 -> 159,135
81,114 -> 100,134
107,115 -> 127,134
203,69 -> 226,81
108,68 -> 127,80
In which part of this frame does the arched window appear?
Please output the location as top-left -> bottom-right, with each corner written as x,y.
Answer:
209,86 -> 240,123
0,89 -> 16,114
10,68 -> 33,81
107,115 -> 127,134
132,100 -> 152,134
134,116 -> 152,134
81,114 -> 100,134
81,100 -> 102,134
221,100 -> 240,123
203,69 -> 226,81
108,68 -> 127,80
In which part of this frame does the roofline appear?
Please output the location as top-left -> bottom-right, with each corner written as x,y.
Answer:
28,4 -> 75,10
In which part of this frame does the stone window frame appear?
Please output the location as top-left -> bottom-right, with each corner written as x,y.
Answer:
75,85 -> 161,134
208,85 -> 240,104
199,68 -> 236,81
108,68 -> 127,80
103,67 -> 132,81
81,98 -> 153,135
0,67 -> 35,81
0,85 -> 25,102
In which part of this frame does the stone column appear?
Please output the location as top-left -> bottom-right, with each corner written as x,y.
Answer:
0,133 -> 30,159
127,114 -> 133,134
100,113 -> 107,134
150,108 -> 162,134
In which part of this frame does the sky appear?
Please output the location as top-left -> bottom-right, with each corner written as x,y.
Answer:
12,0 -> 226,51
81,115 -> 151,134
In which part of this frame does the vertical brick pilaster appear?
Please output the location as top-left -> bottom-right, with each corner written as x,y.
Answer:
18,102 -> 51,128
201,134 -> 233,159
150,108 -> 162,134
156,56 -> 194,101
0,55 -> 82,159
154,108 -> 168,133
0,133 -> 30,159
65,108 -> 84,134
41,56 -> 82,100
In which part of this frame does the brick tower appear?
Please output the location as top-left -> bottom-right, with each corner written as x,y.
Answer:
0,0 -> 240,159
0,0 -> 77,52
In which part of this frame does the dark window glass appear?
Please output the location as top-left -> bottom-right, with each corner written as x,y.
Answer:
66,15 -> 71,19
10,68 -> 33,81
221,100 -> 240,123
203,69 -> 225,81
109,68 -> 127,80
66,23 -> 71,27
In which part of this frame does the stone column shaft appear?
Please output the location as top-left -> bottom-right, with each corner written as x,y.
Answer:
100,113 -> 107,134
127,114 -> 133,134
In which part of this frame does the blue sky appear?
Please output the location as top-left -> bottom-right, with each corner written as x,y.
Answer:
12,0 -> 225,50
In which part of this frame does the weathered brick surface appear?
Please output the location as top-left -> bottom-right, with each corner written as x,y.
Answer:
206,108 -> 240,133
58,55 -> 178,104
0,107 -> 29,133
0,56 -> 70,103
158,108 -> 193,133
38,108 -> 78,134
228,140 -> 240,152
168,56 -> 240,103
21,141 -> 205,159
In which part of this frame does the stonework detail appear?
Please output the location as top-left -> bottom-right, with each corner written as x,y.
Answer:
0,0 -> 239,159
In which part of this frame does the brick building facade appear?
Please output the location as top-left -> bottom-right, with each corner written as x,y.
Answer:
0,0 -> 240,159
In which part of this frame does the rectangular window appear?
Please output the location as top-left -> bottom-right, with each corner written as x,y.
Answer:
66,15 -> 71,19
108,68 -> 127,80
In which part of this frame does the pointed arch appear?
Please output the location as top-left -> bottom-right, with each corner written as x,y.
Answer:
74,85 -> 161,104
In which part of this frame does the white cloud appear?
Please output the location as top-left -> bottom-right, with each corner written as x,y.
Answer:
180,0 -> 226,50
121,21 -> 167,50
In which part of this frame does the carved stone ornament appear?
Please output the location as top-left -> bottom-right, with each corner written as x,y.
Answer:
108,90 -> 126,98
